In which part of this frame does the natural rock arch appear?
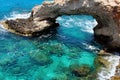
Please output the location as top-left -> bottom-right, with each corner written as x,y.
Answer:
1,0 -> 120,51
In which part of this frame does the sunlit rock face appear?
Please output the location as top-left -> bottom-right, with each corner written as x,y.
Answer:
2,0 -> 120,51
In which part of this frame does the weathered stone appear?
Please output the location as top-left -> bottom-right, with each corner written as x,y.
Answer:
69,64 -> 91,77
116,64 -> 120,68
111,76 -> 120,80
111,60 -> 120,80
97,56 -> 110,68
98,50 -> 111,56
1,0 -> 120,51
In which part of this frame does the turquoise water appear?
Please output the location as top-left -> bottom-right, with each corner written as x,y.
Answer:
0,0 -> 101,80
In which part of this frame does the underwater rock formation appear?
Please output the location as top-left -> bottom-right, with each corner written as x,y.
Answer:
0,56 -> 16,66
69,64 -> 91,77
1,0 -> 120,51
29,50 -> 53,65
2,18 -> 59,36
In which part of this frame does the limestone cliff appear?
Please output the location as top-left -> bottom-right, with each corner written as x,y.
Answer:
1,0 -> 120,51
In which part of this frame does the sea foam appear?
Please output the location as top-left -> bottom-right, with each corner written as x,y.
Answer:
57,15 -> 97,33
98,55 -> 120,80
3,12 -> 30,20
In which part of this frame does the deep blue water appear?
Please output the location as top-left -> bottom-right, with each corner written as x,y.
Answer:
0,0 -> 100,80
0,0 -> 44,19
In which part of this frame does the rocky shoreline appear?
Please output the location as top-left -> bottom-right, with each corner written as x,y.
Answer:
0,0 -> 120,80
0,0 -> 120,51
111,59 -> 120,80
96,50 -> 120,80
0,18 -> 59,36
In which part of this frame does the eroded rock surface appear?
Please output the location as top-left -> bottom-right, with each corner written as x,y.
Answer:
111,59 -> 120,80
1,0 -> 120,51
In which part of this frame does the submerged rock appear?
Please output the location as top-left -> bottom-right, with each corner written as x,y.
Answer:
49,43 -> 65,57
0,56 -> 16,66
67,47 -> 81,59
29,50 -> 53,66
69,64 -> 91,77
51,73 -> 68,80
38,42 -> 65,57
10,67 -> 21,74
33,68 -> 46,80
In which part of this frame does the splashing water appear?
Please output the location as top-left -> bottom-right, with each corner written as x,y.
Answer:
3,12 -> 31,20
98,55 -> 120,80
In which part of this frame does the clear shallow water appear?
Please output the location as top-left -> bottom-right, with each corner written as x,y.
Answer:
0,0 -> 101,80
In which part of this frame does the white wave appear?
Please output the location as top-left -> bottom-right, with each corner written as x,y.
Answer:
57,15 -> 98,33
0,24 -> 7,32
3,12 -> 31,20
82,42 -> 100,51
81,20 -> 97,33
97,55 -> 120,80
